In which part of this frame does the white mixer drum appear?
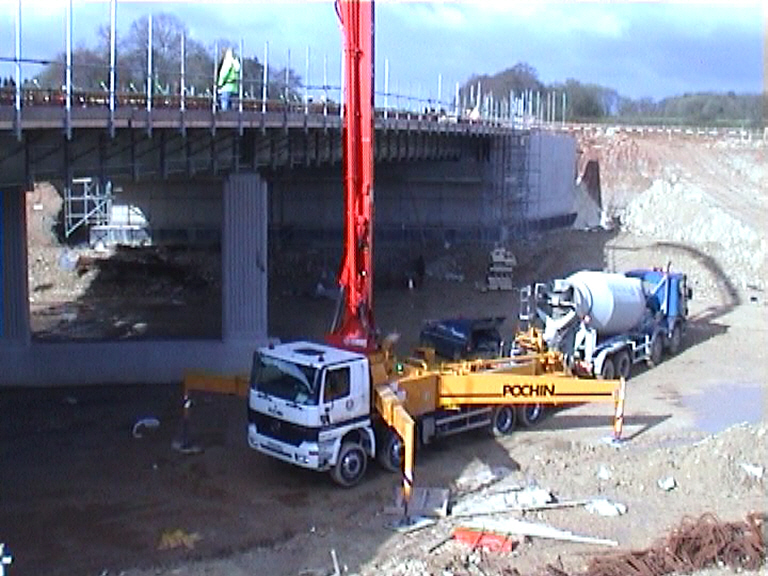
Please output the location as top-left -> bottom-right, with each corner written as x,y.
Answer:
565,271 -> 646,335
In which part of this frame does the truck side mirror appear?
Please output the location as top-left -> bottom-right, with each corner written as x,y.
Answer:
687,288 -> 693,300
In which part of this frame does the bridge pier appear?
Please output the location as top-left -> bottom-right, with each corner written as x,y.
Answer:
222,173 -> 268,342
1,188 -> 31,346
0,175 -> 269,387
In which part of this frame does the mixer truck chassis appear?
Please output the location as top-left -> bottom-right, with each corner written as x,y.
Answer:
524,268 -> 691,380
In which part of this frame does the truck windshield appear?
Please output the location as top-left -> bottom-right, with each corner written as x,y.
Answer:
251,353 -> 320,406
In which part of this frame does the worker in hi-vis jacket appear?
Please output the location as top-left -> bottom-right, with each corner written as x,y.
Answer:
217,48 -> 240,111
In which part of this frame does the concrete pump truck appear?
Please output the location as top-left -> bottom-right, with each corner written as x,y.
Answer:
182,1 -> 626,506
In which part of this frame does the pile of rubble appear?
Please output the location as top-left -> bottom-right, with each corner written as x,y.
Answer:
621,179 -> 766,294
359,422 -> 767,576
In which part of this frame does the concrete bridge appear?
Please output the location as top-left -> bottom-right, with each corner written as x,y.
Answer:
0,99 -> 577,386
0,96 -> 510,188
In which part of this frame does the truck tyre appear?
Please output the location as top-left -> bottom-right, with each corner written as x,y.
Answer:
331,442 -> 368,487
377,430 -> 403,473
615,350 -> 632,380
667,324 -> 682,356
647,334 -> 664,367
598,357 -> 615,380
517,403 -> 545,427
490,405 -> 517,436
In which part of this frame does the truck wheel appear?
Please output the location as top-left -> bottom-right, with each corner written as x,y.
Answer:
490,405 -> 517,436
376,430 -> 403,473
598,357 -> 615,380
517,403 -> 545,427
331,442 -> 368,487
647,334 -> 664,367
667,325 -> 682,356
615,351 -> 632,380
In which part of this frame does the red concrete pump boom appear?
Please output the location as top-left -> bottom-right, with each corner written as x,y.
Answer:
328,0 -> 376,351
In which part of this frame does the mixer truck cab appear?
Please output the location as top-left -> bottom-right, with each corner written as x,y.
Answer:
624,269 -> 691,346
247,341 -> 377,486
537,269 -> 691,380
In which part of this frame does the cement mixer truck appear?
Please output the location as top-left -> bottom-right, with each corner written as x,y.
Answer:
523,268 -> 691,380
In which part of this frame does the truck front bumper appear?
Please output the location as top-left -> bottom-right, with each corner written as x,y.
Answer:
248,424 -> 332,471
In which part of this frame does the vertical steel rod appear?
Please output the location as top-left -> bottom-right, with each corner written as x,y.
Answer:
339,45 -> 344,119
212,41 -> 218,114
437,73 -> 442,111
455,82 -> 460,117
147,13 -> 152,135
304,45 -> 310,115
552,92 -> 556,124
180,33 -> 186,112
383,58 -> 389,119
109,0 -> 116,137
238,38 -> 244,113
261,41 -> 268,113
285,49 -> 290,105
15,0 -> 21,140
323,53 -> 328,117
562,92 -> 566,126
65,0 -> 72,140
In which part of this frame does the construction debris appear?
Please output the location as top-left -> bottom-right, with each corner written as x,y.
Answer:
583,513 -> 765,576
453,465 -> 515,494
387,516 -> 436,534
596,465 -> 612,481
452,487 -> 555,518
157,529 -> 202,551
585,499 -> 627,517
330,549 -> 341,576
451,527 -> 519,553
740,462 -> 765,480
657,476 -> 677,491
460,518 -> 619,547
425,254 -> 465,283
483,246 -> 517,291
132,417 -> 160,438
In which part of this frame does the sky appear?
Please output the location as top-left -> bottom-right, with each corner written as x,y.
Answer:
0,0 -> 764,104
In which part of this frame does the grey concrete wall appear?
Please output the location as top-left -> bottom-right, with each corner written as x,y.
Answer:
269,156 -> 492,240
0,341 -> 261,386
268,133 -> 578,242
527,132 -> 577,222
113,179 -> 223,243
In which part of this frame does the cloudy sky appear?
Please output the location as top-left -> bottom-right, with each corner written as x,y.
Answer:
0,1 -> 764,103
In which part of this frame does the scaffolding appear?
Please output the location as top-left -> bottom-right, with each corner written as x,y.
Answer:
64,177 -> 113,239
491,130 -> 538,242
525,130 -> 543,237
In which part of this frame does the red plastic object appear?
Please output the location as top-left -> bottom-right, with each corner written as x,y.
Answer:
452,527 -> 519,553
327,0 -> 376,352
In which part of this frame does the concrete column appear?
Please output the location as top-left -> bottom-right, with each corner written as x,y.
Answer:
1,189 -> 31,345
222,174 -> 268,342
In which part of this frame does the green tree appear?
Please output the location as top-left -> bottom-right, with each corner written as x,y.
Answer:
461,61 -> 544,111
31,11 -> 291,102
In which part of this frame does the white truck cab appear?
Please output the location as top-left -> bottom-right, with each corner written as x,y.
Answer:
247,341 -> 377,486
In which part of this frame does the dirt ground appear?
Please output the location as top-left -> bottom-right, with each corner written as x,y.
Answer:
1,130 -> 767,576
25,183 -> 222,341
